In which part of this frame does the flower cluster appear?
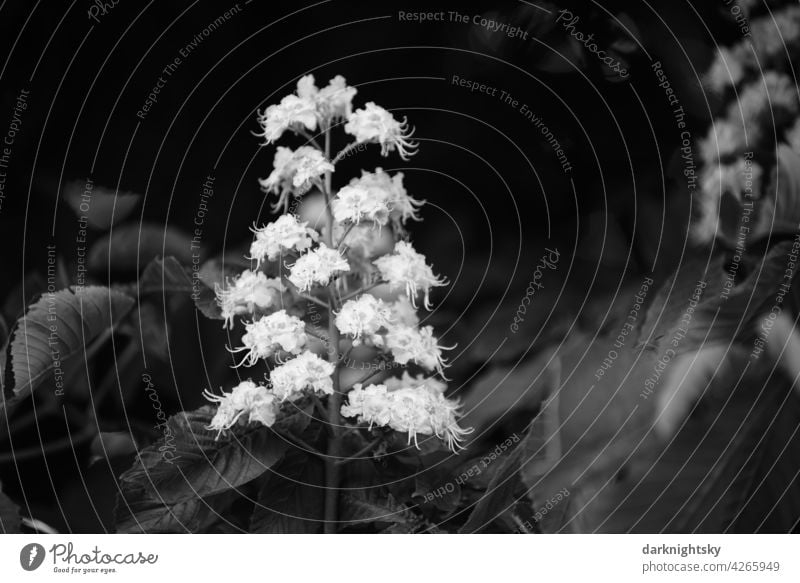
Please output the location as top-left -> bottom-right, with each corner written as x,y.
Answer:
694,2 -> 800,245
269,351 -> 335,401
335,294 -> 393,345
231,310 -> 307,366
385,324 -> 451,375
332,185 -> 390,225
215,270 -> 285,329
349,169 -> 423,230
259,146 -> 334,211
288,243 -> 350,291
341,378 -> 472,450
250,214 -> 319,266
344,102 -> 418,160
374,241 -> 447,309
204,380 -> 280,436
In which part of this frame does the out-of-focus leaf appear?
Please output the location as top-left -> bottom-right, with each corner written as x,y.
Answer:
0,480 -> 21,533
654,345 -> 730,437
88,223 -> 194,273
63,181 -> 141,231
136,256 -> 195,296
1,286 -> 134,403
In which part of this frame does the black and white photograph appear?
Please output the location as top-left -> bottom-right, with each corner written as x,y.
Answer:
0,0 -> 799,579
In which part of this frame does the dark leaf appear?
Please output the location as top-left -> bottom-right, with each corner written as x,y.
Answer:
117,406 -> 288,506
88,223 -> 194,273
250,448 -> 324,533
1,286 -> 135,403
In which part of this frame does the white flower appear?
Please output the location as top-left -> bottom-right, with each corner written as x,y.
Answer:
335,295 -> 393,345
373,241 -> 447,309
259,146 -> 333,211
341,381 -> 472,452
249,214 -> 319,266
349,169 -> 423,229
344,102 -> 418,160
340,382 -> 391,427
298,74 -> 357,120
256,94 -> 317,144
332,185 -> 390,225
231,310 -> 307,366
288,244 -> 350,291
215,270 -> 286,329
269,350 -> 335,401
384,324 -> 450,374
203,380 -> 280,437
387,295 -> 419,328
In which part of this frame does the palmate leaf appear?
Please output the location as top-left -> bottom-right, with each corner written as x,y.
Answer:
116,406 -> 288,533
0,480 -> 21,533
1,286 -> 134,404
116,490 -> 237,534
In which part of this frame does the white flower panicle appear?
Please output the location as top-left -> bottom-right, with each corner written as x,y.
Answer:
350,169 -> 423,229
215,270 -> 286,329
231,310 -> 308,367
298,74 -> 357,121
341,380 -> 472,452
335,295 -> 393,345
260,146 -> 333,194
288,243 -> 350,291
250,214 -> 319,266
203,380 -> 280,437
332,184 -> 390,225
269,350 -> 336,401
384,324 -> 451,374
374,241 -> 447,309
344,102 -> 418,160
